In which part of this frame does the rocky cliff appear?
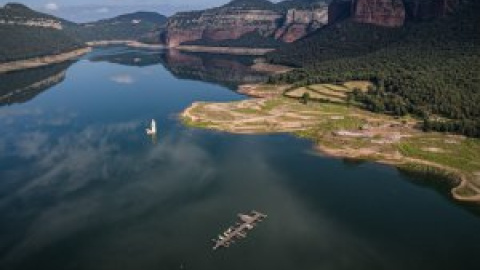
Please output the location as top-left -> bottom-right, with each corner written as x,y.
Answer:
163,0 -> 329,47
275,8 -> 328,42
328,0 -> 461,26
352,0 -> 405,27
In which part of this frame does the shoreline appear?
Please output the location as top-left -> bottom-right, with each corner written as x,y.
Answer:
0,47 -> 91,73
87,41 -> 274,56
181,83 -> 480,203
175,45 -> 275,56
86,40 -> 165,50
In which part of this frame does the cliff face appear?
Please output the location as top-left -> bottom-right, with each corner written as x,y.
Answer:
352,0 -> 406,27
328,0 -> 461,26
275,8 -> 328,42
163,0 -> 329,47
403,0 -> 460,20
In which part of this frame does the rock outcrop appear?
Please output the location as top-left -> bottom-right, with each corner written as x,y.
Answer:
163,0 -> 329,47
328,0 -> 461,26
352,0 -> 406,27
275,8 -> 328,42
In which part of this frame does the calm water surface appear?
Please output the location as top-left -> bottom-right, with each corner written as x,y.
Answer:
1,47 -> 479,270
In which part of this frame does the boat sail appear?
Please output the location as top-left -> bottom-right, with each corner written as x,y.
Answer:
146,119 -> 156,135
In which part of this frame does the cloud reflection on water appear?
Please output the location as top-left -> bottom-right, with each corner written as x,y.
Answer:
0,112 -> 399,270
110,74 -> 135,84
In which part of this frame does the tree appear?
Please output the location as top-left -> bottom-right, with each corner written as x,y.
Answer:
301,92 -> 311,104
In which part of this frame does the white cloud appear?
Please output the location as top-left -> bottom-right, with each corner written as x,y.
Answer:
45,2 -> 59,11
95,7 -> 110,13
110,74 -> 135,84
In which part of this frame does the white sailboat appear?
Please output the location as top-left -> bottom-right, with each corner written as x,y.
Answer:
146,119 -> 157,135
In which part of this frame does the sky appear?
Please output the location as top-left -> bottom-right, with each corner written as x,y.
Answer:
0,0 -> 283,22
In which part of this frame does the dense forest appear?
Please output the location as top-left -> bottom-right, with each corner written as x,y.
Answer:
0,25 -> 83,63
0,4 -> 82,63
267,1 -> 480,137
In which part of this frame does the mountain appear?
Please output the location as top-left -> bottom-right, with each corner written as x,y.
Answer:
267,0 -> 480,137
0,3 -> 167,64
0,3 -> 83,63
278,0 -> 332,9
328,0 -> 461,26
223,0 -> 278,9
71,12 -> 167,42
162,0 -> 329,47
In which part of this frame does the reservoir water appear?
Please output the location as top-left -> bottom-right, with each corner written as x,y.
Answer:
1,47 -> 479,270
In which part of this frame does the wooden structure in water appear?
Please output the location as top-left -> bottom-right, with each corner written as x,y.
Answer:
212,210 -> 267,250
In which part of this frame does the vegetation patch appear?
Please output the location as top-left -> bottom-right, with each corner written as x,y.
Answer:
182,81 -> 480,203
267,1 -> 480,138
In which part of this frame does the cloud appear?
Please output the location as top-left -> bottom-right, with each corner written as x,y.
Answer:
110,74 -> 135,84
44,2 -> 59,11
95,7 -> 110,13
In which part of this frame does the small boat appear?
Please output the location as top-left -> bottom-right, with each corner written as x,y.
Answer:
146,119 -> 156,135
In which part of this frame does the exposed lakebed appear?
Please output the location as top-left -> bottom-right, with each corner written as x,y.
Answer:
0,47 -> 479,270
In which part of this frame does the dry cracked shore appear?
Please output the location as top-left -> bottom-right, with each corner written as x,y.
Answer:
181,82 -> 480,203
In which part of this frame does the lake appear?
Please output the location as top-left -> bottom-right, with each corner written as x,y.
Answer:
1,47 -> 479,270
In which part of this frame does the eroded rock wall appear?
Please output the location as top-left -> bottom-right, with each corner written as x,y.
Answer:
352,0 -> 406,27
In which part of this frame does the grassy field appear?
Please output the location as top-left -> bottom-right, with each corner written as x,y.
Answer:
284,81 -> 372,104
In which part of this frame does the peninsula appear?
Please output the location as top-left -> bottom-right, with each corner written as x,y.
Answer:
182,82 -> 480,203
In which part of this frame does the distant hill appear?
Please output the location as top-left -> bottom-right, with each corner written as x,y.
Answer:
0,3 -> 83,63
70,12 -> 167,42
267,0 -> 480,137
0,3 -> 167,64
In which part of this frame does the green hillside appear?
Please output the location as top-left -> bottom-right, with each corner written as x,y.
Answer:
0,4 -> 82,63
70,12 -> 167,42
0,3 -> 167,63
267,0 -> 480,137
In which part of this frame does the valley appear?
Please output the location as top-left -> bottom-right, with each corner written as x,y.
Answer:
1,0 -> 480,263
